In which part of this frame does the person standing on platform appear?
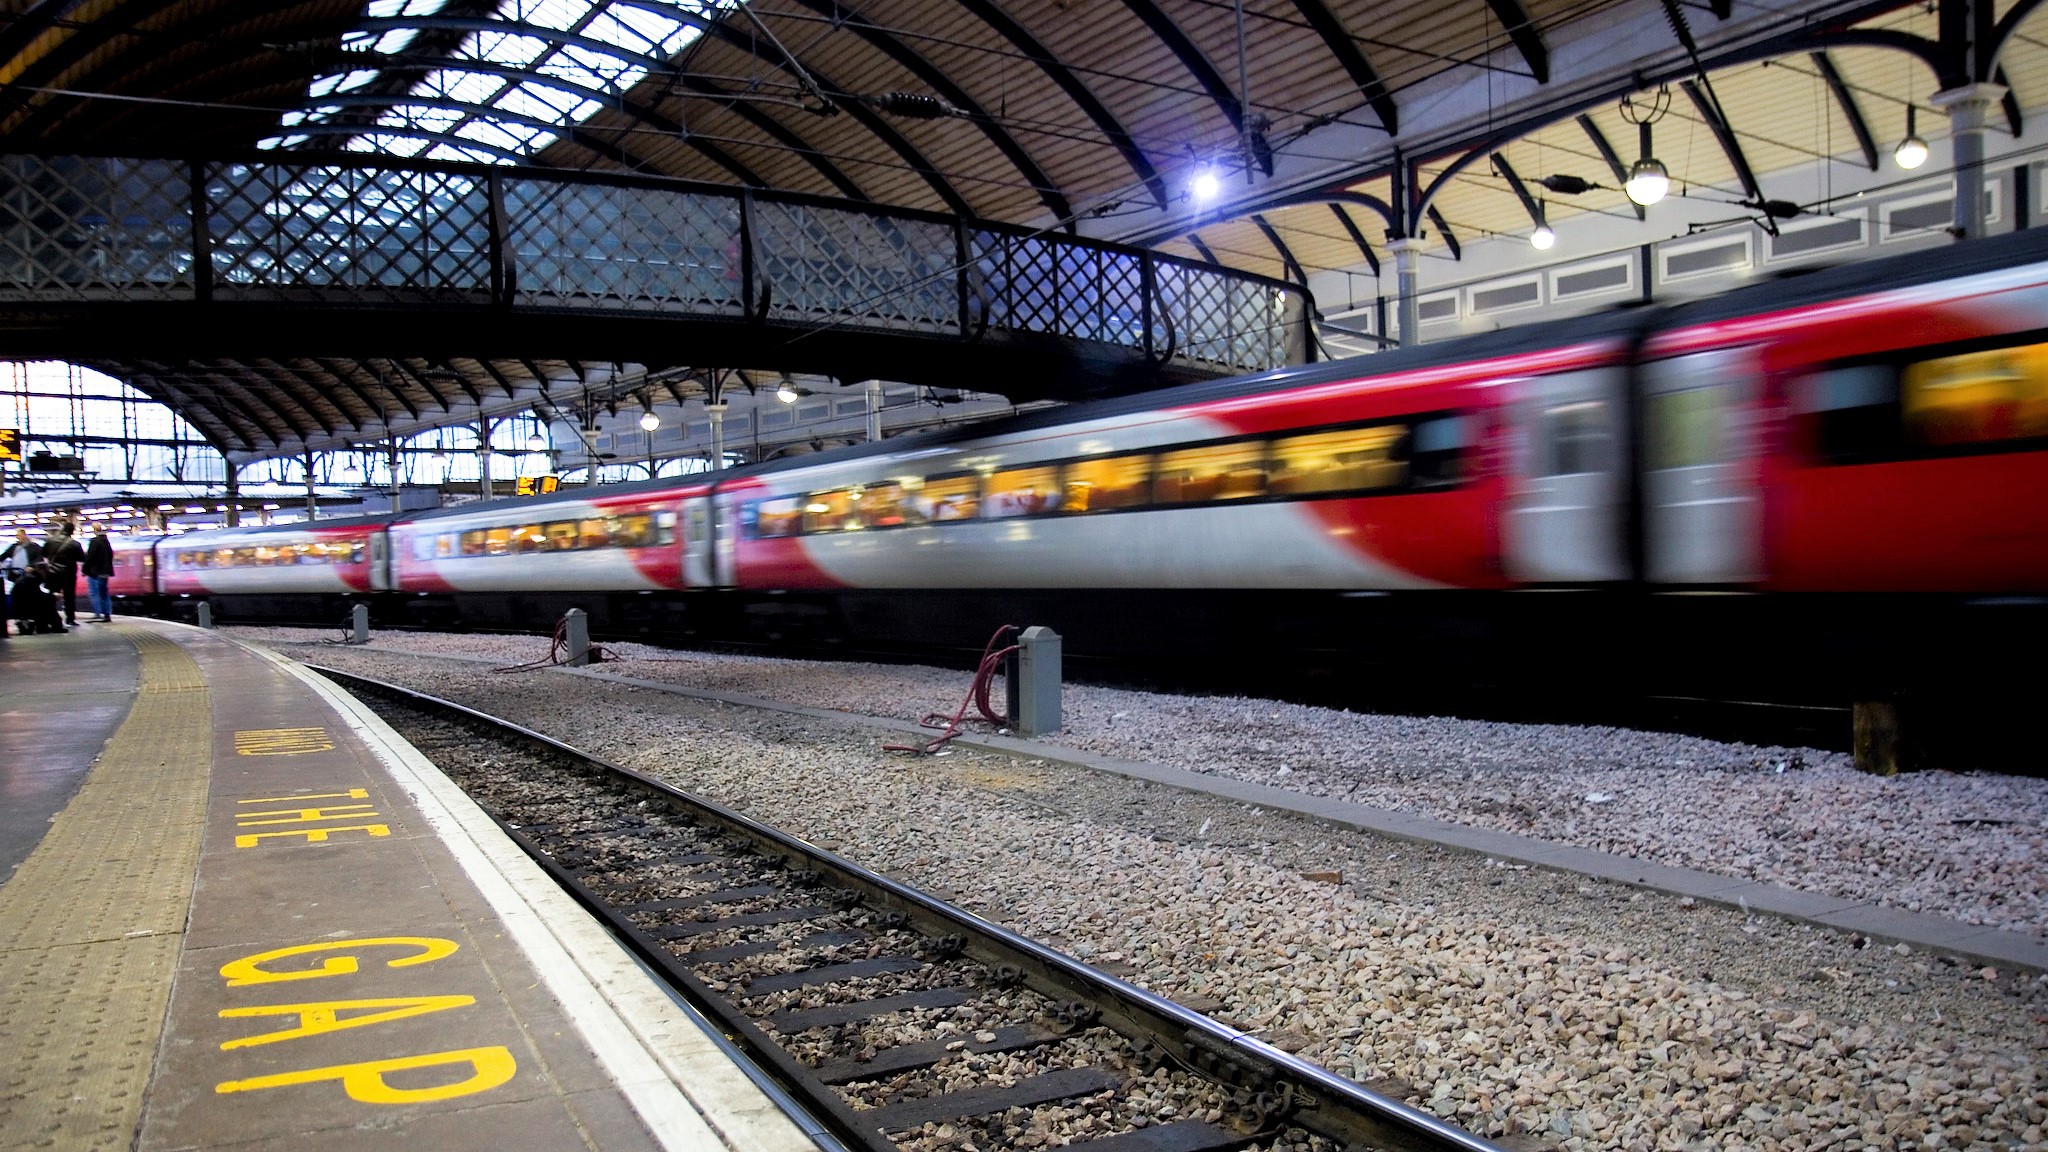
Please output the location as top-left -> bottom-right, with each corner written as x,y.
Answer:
1,528 -> 44,638
82,524 -> 114,622
43,523 -> 83,628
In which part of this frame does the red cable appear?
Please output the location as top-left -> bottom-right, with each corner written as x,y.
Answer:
885,625 -> 1020,755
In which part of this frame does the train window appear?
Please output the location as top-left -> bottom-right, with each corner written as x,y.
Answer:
1412,415 -> 1468,488
1269,426 -> 1406,496
1902,341 -> 2048,447
438,534 -> 456,558
545,521 -> 578,550
577,518 -> 609,549
511,525 -> 546,554
911,474 -> 979,521
1534,401 -> 1613,476
480,528 -> 511,556
1647,388 -> 1726,470
412,535 -> 434,562
459,530 -> 486,556
655,511 -> 678,545
1062,454 -> 1152,513
983,466 -> 1059,517
803,491 -> 857,533
610,514 -> 655,547
748,497 -> 803,538
1801,364 -> 1900,462
844,484 -> 911,529
1154,442 -> 1267,504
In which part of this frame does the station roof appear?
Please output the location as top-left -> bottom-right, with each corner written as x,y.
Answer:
0,0 -> 2034,455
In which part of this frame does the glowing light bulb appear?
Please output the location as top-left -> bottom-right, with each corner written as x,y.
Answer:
1190,169 -> 1222,203
777,384 -> 799,403
1625,159 -> 1669,207
1894,134 -> 1928,170
639,409 -> 660,432
1530,224 -> 1557,251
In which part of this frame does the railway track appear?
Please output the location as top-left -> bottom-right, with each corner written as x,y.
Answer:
312,665 -> 1514,1152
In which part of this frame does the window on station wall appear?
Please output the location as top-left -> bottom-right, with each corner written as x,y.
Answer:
1062,454 -> 1152,513
1153,441 -> 1267,504
1268,425 -> 1406,496
982,465 -> 1060,517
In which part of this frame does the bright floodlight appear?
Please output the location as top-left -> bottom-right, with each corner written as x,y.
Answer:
1530,224 -> 1557,251
777,384 -> 800,403
639,409 -> 660,431
1190,169 -> 1222,203
1625,158 -> 1669,207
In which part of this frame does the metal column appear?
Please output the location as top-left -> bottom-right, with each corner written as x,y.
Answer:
1932,83 -> 2007,240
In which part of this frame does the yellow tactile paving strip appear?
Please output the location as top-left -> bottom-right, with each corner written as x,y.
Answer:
0,627 -> 210,1151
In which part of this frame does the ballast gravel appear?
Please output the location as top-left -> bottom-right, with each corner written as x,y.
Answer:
230,626 -> 2048,936
243,631 -> 2048,1152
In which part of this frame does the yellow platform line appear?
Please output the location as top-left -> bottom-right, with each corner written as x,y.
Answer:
0,626 -> 211,1151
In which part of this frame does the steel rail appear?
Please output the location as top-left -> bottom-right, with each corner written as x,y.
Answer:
310,664 -> 1511,1152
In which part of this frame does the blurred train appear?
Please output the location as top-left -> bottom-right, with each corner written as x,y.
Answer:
106,228 -> 2048,708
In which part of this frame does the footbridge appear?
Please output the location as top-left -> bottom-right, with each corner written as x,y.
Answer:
0,153 -> 1311,457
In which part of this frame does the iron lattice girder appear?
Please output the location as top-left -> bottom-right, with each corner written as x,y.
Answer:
0,150 -> 1311,461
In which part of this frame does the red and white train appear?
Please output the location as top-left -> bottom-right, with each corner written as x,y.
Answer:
107,228 -> 2048,705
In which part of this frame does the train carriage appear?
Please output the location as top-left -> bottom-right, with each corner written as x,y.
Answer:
154,515 -> 391,621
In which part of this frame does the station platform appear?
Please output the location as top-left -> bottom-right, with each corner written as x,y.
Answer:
0,618 -> 821,1152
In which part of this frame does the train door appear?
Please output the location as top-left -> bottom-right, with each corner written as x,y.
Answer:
712,495 -> 738,587
368,531 -> 391,591
682,496 -> 715,587
1505,367 -> 1631,583
1641,348 -> 1762,585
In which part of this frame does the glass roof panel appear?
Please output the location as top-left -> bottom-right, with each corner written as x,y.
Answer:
270,0 -> 727,166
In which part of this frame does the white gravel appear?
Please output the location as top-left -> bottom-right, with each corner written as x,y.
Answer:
256,636 -> 2048,1152
233,625 -> 2048,939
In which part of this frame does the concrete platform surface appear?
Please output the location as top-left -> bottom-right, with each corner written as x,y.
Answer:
0,619 -> 822,1152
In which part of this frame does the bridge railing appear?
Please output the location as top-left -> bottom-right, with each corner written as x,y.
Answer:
0,154 -> 1312,376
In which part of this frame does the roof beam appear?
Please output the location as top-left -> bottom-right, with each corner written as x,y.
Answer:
1482,0 -> 1549,83
474,358 -> 524,401
953,0 -> 1166,209
1576,113 -> 1644,220
314,358 -> 403,425
249,358 -> 342,438
123,366 -> 248,453
136,360 -> 268,450
1184,234 -> 1220,264
1996,65 -> 2022,136
1327,204 -> 1379,275
214,361 -> 312,448
781,0 -> 1071,224
1284,0 -> 1397,133
662,15 -> 969,215
1251,214 -> 1305,285
1114,0 -> 1246,140
1425,207 -> 1461,260
1489,152 -> 1545,227
283,358 -> 366,432
1680,79 -> 1766,210
1810,52 -> 1878,171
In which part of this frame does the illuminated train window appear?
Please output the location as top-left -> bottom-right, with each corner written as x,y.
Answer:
173,540 -> 362,568
430,510 -> 676,555
739,413 -> 1468,538
1805,336 -> 2048,463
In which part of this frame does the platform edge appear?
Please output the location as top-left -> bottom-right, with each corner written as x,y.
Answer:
225,635 -> 822,1152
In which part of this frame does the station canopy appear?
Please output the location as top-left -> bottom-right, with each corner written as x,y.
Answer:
0,0 -> 2034,459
